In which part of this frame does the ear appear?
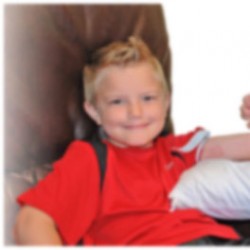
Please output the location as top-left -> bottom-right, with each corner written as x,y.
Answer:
164,92 -> 171,112
83,101 -> 102,125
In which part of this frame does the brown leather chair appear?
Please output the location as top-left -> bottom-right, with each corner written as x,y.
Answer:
4,4 -> 249,245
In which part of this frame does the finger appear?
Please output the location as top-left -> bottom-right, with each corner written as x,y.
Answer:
243,94 -> 250,108
247,121 -> 250,129
240,105 -> 250,119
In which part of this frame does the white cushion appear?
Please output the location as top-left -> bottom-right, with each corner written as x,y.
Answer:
169,159 -> 250,219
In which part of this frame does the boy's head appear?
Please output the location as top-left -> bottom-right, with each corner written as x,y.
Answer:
83,36 -> 169,104
83,36 -> 171,148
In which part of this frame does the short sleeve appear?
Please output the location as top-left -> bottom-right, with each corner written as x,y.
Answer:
170,127 -> 210,167
17,140 -> 101,245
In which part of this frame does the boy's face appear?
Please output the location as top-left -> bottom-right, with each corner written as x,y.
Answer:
84,62 -> 170,148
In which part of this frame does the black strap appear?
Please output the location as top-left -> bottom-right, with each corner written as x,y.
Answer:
77,133 -> 107,246
88,132 -> 107,190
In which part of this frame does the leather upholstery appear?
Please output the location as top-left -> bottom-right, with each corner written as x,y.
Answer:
4,4 -> 249,245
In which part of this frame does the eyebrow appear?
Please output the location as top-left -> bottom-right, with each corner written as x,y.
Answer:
102,93 -> 125,100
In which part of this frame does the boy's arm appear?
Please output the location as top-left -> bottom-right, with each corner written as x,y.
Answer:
201,133 -> 250,161
201,94 -> 250,161
14,205 -> 63,245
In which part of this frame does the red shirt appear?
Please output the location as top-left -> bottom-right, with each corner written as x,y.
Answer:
17,128 -> 240,245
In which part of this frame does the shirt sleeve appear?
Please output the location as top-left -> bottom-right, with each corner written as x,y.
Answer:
17,140 -> 101,245
170,127 -> 210,167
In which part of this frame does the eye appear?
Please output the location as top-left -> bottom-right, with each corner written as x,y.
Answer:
142,95 -> 157,102
108,99 -> 124,105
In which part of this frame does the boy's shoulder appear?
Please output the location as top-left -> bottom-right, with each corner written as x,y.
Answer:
56,139 -> 100,166
63,138 -> 107,189
65,139 -> 100,154
67,139 -> 93,148
158,127 -> 209,154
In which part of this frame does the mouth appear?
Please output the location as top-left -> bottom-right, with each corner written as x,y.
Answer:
123,123 -> 149,129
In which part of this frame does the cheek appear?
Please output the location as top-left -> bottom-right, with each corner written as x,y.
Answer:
149,102 -> 168,119
99,107 -> 126,125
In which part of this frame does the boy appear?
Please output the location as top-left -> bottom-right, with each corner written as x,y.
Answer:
15,37 -> 250,246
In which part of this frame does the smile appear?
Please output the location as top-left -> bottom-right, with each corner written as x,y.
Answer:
124,123 -> 149,129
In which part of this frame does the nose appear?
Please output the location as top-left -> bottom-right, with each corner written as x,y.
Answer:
128,100 -> 143,118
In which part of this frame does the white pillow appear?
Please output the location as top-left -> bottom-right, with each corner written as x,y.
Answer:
169,159 -> 250,220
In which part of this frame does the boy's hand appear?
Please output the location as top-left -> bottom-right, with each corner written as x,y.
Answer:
240,94 -> 250,128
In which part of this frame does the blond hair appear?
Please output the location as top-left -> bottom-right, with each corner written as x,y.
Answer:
83,36 -> 169,103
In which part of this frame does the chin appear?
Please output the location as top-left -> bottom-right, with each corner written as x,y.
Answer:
109,137 -> 152,148
125,139 -> 153,148
108,131 -> 158,148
